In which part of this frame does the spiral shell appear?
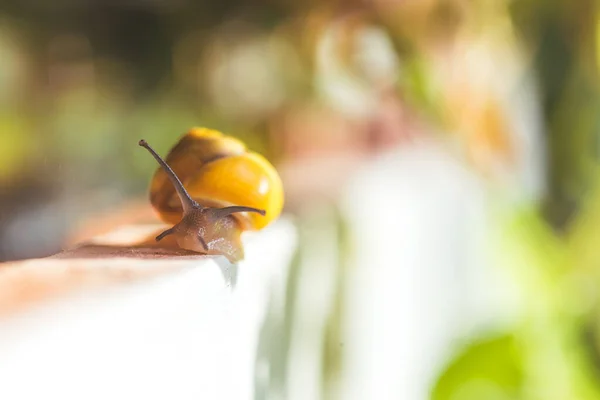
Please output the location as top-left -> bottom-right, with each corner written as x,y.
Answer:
149,127 -> 284,230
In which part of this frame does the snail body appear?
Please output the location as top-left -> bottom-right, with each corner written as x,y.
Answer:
139,127 -> 284,262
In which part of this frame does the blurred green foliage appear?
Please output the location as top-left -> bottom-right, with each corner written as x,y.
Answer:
510,0 -> 600,228
432,334 -> 524,400
431,186 -> 600,400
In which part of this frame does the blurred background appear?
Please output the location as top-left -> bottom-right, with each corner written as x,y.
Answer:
2,0 -> 600,399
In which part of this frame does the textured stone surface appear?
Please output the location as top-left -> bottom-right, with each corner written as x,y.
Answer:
0,224 -> 201,319
0,219 -> 297,400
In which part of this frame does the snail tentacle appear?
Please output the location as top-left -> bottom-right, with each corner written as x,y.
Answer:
208,206 -> 266,221
156,227 -> 175,242
139,139 -> 197,213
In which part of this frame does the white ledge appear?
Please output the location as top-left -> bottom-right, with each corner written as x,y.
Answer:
0,219 -> 297,400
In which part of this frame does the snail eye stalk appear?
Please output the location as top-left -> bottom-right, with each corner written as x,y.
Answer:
139,139 -> 197,213
207,206 -> 266,221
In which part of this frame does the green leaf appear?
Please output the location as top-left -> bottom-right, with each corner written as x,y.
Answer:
431,334 -> 524,400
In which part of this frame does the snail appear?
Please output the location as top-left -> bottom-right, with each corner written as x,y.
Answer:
138,127 -> 284,263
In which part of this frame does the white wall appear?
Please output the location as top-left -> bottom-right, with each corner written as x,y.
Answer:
0,219 -> 297,400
